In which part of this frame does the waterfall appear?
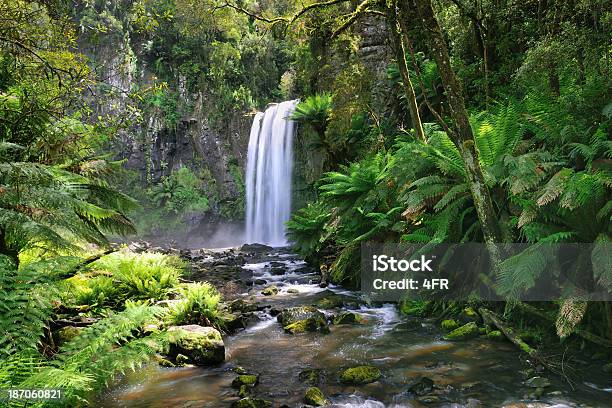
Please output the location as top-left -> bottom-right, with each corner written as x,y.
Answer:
245,100 -> 299,246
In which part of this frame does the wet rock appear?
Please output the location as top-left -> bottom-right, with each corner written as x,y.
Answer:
229,299 -> 258,313
261,285 -> 279,296
298,369 -> 322,385
484,330 -> 505,341
231,397 -> 272,408
525,376 -> 551,388
333,312 -> 364,325
254,279 -> 267,285
407,377 -> 434,396
217,311 -> 247,333
238,384 -> 249,398
315,294 -> 344,309
443,322 -> 479,341
268,261 -> 284,268
240,243 -> 273,253
270,267 -> 286,275
167,325 -> 225,365
304,386 -> 328,406
232,374 -> 259,388
233,366 -> 248,374
339,366 -> 381,384
440,319 -> 459,332
287,288 -> 300,294
276,306 -> 329,334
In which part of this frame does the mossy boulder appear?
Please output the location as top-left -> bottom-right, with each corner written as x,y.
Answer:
339,366 -> 381,384
284,318 -> 329,334
315,294 -> 344,309
238,384 -> 249,398
229,299 -> 258,313
55,326 -> 83,345
277,306 -> 329,334
167,325 -> 225,365
440,319 -> 459,332
443,322 -> 479,341
232,374 -> 258,388
484,330 -> 505,341
304,386 -> 328,406
458,307 -> 482,324
261,285 -> 279,296
231,397 -> 272,408
298,369 -> 322,385
333,312 -> 363,325
407,377 -> 434,396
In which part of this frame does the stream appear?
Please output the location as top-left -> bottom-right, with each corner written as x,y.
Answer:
99,246 -> 611,408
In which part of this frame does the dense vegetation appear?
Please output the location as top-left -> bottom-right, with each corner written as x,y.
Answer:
0,0 -> 610,405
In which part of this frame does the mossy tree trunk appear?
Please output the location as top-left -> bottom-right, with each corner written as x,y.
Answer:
385,0 -> 426,142
410,0 -> 503,254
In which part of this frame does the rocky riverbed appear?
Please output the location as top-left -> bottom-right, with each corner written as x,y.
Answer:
98,244 -> 612,408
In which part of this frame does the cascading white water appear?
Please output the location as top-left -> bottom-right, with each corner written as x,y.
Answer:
245,100 -> 299,246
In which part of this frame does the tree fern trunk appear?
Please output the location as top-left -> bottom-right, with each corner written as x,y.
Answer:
412,0 -> 503,255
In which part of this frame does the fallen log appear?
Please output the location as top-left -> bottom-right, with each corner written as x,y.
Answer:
479,307 -> 549,368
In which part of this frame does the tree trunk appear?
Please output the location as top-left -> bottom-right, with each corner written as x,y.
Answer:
411,0 -> 503,252
386,1 -> 426,142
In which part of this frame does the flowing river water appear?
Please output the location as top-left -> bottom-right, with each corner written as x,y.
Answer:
99,246 -> 611,408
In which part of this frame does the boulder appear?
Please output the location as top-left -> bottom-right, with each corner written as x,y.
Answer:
55,326 -> 83,345
333,312 -> 364,325
315,294 -> 344,309
298,369 -> 322,385
270,267 -> 286,275
339,366 -> 381,384
231,397 -> 272,408
261,285 -> 279,296
525,376 -> 551,388
232,374 -> 258,388
443,322 -> 479,341
239,244 -> 273,253
304,387 -> 328,406
459,307 -> 482,324
167,325 -> 225,365
229,299 -> 258,313
407,377 -> 434,396
277,306 -> 329,334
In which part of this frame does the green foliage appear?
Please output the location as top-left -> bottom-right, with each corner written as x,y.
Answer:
165,282 -> 221,326
290,93 -> 333,136
64,250 -> 184,309
286,202 -> 332,256
148,167 -> 210,215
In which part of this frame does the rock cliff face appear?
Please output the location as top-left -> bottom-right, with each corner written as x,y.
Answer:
76,5 -> 391,230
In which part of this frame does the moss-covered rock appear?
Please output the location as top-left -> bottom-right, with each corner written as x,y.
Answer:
277,306 -> 329,333
298,369 -> 322,385
315,294 -> 344,309
443,322 -> 479,341
238,384 -> 249,398
55,326 -> 83,345
333,312 -> 363,325
231,397 -> 272,408
458,307 -> 481,324
304,386 -> 328,406
167,325 -> 225,365
339,366 -> 381,384
232,374 -> 258,388
484,330 -> 505,341
440,319 -> 459,332
261,285 -> 278,296
284,317 -> 330,334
